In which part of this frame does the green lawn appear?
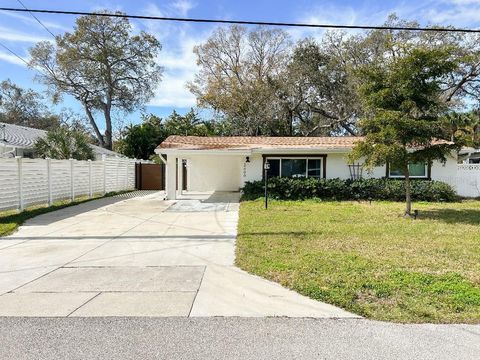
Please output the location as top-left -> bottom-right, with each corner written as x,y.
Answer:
236,199 -> 480,323
0,191 -> 133,237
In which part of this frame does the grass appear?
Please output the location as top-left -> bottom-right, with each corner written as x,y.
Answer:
0,190 -> 133,237
236,199 -> 480,323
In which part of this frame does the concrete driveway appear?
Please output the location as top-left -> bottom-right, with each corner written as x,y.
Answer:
0,191 -> 356,318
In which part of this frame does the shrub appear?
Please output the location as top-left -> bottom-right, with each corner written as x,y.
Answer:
241,177 -> 458,202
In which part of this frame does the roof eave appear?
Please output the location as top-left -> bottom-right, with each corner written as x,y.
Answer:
156,146 -> 353,155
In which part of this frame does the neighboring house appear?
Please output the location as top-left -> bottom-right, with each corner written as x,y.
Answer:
156,136 -> 459,199
0,122 -> 123,160
458,147 -> 480,164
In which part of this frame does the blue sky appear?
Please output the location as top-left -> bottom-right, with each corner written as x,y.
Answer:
1,0 -> 480,129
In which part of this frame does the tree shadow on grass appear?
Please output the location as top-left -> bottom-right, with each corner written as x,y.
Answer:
419,209 -> 480,226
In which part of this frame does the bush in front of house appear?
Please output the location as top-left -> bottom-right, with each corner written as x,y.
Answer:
241,177 -> 458,202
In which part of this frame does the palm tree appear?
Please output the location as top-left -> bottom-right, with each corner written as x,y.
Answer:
34,127 -> 95,160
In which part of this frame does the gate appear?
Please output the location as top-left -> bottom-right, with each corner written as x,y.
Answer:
135,163 -> 165,190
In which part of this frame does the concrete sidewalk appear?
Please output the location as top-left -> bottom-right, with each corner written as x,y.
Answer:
0,191 -> 356,318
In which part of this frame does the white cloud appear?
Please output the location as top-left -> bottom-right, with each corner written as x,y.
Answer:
426,1 -> 480,26
149,32 -> 208,108
140,1 -> 206,109
0,10 -> 70,32
172,0 -> 195,16
0,51 -> 27,66
0,26 -> 51,43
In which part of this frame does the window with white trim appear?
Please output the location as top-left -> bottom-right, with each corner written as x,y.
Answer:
265,157 -> 323,178
389,162 -> 427,178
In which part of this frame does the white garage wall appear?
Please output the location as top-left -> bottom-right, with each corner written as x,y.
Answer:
187,155 -> 243,191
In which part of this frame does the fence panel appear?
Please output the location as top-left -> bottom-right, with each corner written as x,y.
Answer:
0,157 -> 148,211
455,164 -> 480,198
0,158 -> 19,210
22,159 -> 49,207
51,159 -> 72,203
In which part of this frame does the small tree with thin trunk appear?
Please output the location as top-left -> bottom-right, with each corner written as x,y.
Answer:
350,47 -> 459,217
29,11 -> 162,150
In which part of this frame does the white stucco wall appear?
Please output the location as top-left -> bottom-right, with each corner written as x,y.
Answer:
429,154 -> 459,185
241,152 -> 387,184
180,151 -> 459,192
186,155 -> 243,192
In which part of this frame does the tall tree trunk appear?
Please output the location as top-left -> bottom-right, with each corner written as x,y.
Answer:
83,103 -> 104,148
103,104 -> 113,150
404,164 -> 412,217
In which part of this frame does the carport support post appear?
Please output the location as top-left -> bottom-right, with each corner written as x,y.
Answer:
177,157 -> 183,197
166,156 -> 177,200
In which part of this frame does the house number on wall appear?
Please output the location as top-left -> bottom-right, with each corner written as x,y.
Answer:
243,163 -> 247,177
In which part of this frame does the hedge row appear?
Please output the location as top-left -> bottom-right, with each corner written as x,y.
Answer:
241,177 -> 458,202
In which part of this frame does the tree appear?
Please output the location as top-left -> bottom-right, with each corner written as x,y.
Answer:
350,47 -> 460,217
29,11 -> 163,150
0,79 -> 60,130
116,115 -> 165,160
34,126 -> 95,160
188,25 -> 292,135
117,109 -> 219,159
442,110 -> 480,148
283,37 -> 362,136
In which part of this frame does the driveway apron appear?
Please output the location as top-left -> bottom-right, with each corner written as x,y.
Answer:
0,191 -> 357,318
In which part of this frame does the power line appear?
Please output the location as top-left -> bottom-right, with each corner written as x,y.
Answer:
0,41 -> 45,77
15,0 -> 56,38
0,41 -> 30,67
0,7 -> 479,33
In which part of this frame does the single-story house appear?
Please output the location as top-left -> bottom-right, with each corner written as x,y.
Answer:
458,147 -> 480,164
155,136 -> 459,199
0,122 -> 122,160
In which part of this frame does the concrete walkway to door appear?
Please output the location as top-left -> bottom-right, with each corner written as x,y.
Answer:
0,191 -> 357,318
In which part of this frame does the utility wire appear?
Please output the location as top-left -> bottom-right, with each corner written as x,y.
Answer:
0,41 -> 45,77
0,41 -> 30,67
15,0 -> 56,38
0,7 -> 479,33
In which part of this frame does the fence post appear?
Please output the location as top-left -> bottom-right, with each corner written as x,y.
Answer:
88,159 -> 93,198
102,154 -> 106,195
116,157 -> 120,191
125,159 -> 129,190
47,158 -> 53,206
70,158 -> 75,202
16,156 -> 24,211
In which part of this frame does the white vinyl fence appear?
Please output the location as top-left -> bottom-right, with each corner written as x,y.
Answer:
437,164 -> 480,198
0,156 -> 142,211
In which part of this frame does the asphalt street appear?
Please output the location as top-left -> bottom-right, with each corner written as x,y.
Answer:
0,317 -> 478,360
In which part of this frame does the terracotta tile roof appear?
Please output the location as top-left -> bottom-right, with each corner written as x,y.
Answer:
157,135 -> 365,150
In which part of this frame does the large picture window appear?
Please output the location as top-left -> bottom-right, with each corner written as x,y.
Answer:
265,157 -> 323,178
389,162 -> 427,178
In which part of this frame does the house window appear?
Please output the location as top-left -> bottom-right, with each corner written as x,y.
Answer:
282,159 -> 307,178
266,157 -> 323,178
389,162 -> 427,178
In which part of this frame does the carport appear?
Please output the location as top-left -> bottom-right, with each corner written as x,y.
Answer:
156,149 -> 248,200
